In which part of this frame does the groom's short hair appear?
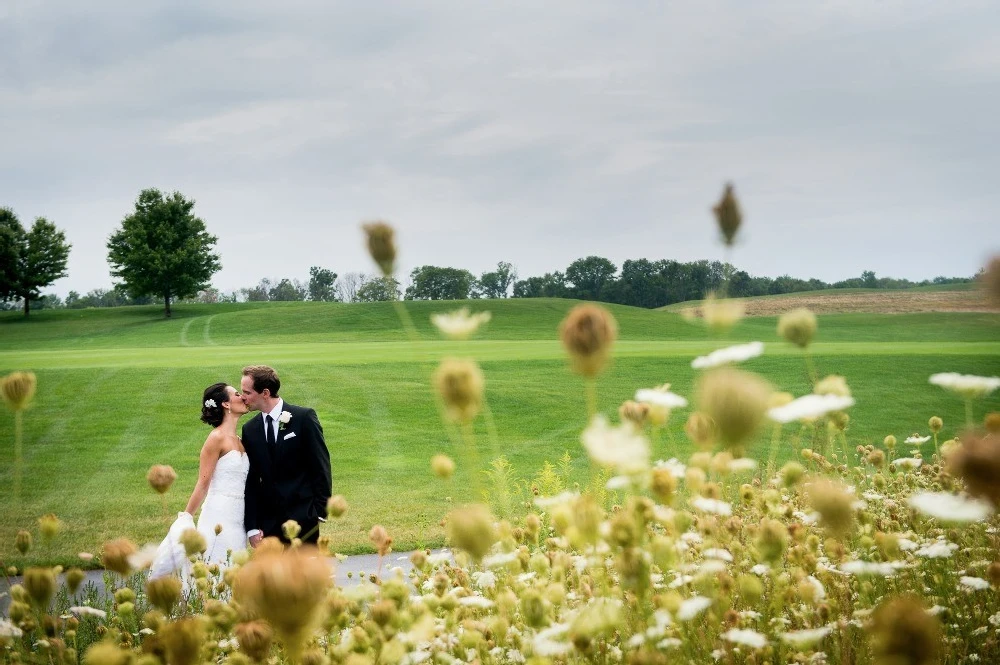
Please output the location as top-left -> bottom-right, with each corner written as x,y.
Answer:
243,365 -> 280,397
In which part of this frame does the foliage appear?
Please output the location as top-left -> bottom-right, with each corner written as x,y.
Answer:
356,276 -> 401,302
476,261 -> 518,299
308,266 -> 338,302
269,278 -> 307,302
0,207 -> 72,317
405,265 -> 477,300
106,189 -> 221,317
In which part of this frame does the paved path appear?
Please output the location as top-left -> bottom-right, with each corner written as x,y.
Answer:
1,549 -> 440,616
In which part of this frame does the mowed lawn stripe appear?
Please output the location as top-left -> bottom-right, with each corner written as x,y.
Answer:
3,340 -> 999,371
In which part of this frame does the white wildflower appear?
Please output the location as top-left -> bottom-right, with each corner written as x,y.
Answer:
127,543 -> 159,571
927,605 -> 947,616
751,564 -> 771,576
722,629 -> 767,648
905,435 -> 932,445
768,394 -> 855,423
533,624 -> 572,657
988,611 -> 1000,626
691,341 -> 765,370
704,548 -> 734,562
472,570 -> 497,589
691,496 -> 732,515
654,458 -> 687,479
898,538 -> 918,551
482,551 -> 519,568
677,596 -> 712,621
908,491 -> 993,522
960,576 -> 991,590
517,572 -> 537,583
916,541 -> 959,558
891,457 -> 922,469
606,475 -> 633,490
929,373 -> 1000,399
426,550 -> 452,566
657,638 -> 683,649
459,596 -> 495,609
635,387 -> 688,409
780,626 -> 833,647
534,491 -> 579,509
70,606 -> 107,619
740,610 -> 762,620
401,650 -> 431,665
582,416 -> 650,474
698,560 -> 728,575
728,457 -> 758,473
807,575 -> 826,600
431,308 -> 492,340
0,619 -> 22,637
840,561 -> 901,577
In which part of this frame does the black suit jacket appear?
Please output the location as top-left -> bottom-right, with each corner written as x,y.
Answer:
242,402 -> 332,543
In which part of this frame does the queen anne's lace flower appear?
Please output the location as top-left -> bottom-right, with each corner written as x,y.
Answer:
691,496 -> 733,515
767,394 -> 855,423
780,626 -> 833,647
905,434 -> 931,444
960,576 -> 990,590
929,373 -> 1000,398
582,416 -> 650,474
431,308 -> 492,340
722,629 -> 767,648
677,596 -> 713,620
691,341 -> 764,370
908,491 -> 994,522
635,387 -> 688,409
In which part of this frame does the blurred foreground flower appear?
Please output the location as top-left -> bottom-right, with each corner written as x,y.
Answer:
431,454 -> 456,478
700,293 -> 744,332
582,416 -> 650,475
559,304 -> 617,377
712,182 -> 742,246
981,255 -> 1000,306
768,394 -> 855,423
929,372 -> 1000,399
445,503 -> 497,562
361,221 -> 396,276
908,491 -> 993,522
146,465 -> 177,494
692,341 -> 763,369
945,431 -> 1000,506
433,358 -> 484,423
431,307 -> 491,340
777,308 -> 817,348
1,371 -> 36,411
869,594 -> 940,665
696,368 -> 771,452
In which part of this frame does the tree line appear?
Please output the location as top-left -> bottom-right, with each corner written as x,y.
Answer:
1,188 -> 976,318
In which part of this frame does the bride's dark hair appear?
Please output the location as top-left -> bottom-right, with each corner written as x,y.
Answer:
201,382 -> 230,427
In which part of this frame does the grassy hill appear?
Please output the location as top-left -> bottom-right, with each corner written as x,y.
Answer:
1,298 -> 998,566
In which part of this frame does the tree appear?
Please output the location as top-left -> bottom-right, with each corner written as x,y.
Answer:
356,276 -> 401,302
565,256 -> 617,301
308,266 -> 338,302
336,272 -> 365,303
107,189 -> 221,318
0,208 -> 72,317
405,266 -> 476,300
477,261 -> 518,299
513,271 -> 568,298
269,278 -> 307,301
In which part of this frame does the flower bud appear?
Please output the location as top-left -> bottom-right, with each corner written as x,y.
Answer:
146,465 -> 177,495
235,621 -> 273,662
433,358 -> 485,423
179,529 -> 206,557
24,567 -> 56,608
15,529 -> 32,554
684,412 -> 715,447
445,504 -> 497,562
160,617 -> 204,665
146,576 -> 182,614
362,221 -> 397,276
695,368 -> 771,452
558,304 -> 618,377
65,568 -> 86,595
431,454 -> 456,479
777,308 -> 818,348
282,520 -> 301,541
929,416 -> 943,434
981,255 -> 1000,306
369,525 -> 392,557
101,539 -> 137,576
1,371 -> 37,411
326,495 -> 348,519
712,183 -> 742,246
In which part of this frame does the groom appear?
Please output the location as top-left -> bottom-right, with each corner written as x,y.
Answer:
240,365 -> 331,546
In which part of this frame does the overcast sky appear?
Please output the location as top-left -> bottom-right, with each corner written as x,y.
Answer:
2,0 -> 999,297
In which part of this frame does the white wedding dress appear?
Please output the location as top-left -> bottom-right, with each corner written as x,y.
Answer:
149,450 -> 250,580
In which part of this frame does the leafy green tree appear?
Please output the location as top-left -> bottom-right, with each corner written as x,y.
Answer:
405,266 -> 476,300
269,278 -> 307,301
477,261 -> 518,299
565,256 -> 617,300
0,208 -> 72,317
512,271 -> 568,298
357,276 -> 401,302
107,190 -> 221,317
308,266 -> 338,302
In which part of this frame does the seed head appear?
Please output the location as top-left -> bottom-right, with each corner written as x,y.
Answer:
712,182 -> 742,246
805,477 -> 855,536
946,430 -> 1000,506
650,468 -> 677,504
445,504 -> 497,562
981,255 -> 1000,307
15,529 -> 32,554
431,454 -> 456,479
65,568 -> 86,595
234,621 -> 273,663
234,547 -> 333,659
145,576 -> 182,614
701,293 -> 744,332
282,520 -> 301,541
160,617 -> 204,665
361,221 -> 396,276
985,412 -> 1000,434
101,538 -> 137,576
814,375 -> 851,398
779,461 -> 806,487
884,435 -> 897,449
869,594 -> 940,665
695,368 -> 771,452
928,416 -> 943,434
146,465 -> 177,494
179,529 -> 206,557
755,519 -> 788,564
38,513 -> 61,543
777,308 -> 818,348
23,567 -> 56,608
618,400 -> 650,426
83,641 -> 135,665
433,358 -> 485,423
558,304 -> 618,377
684,411 -> 715,447
326,495 -> 349,519
369,525 -> 392,556
1,371 -> 37,411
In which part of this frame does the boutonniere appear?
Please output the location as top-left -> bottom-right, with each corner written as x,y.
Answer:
278,410 -> 293,431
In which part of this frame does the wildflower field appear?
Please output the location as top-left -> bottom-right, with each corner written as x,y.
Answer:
2,206 -> 1000,664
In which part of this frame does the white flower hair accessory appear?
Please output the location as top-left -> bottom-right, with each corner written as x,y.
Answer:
204,399 -> 217,408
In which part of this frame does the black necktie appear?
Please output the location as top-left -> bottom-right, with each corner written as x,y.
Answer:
266,414 -> 276,446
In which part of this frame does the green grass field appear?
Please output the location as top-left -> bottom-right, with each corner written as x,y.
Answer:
1,299 -> 998,567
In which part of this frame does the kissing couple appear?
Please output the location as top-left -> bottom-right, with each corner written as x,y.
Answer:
150,365 -> 332,578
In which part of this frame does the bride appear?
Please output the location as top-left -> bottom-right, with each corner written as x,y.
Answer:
149,383 -> 250,579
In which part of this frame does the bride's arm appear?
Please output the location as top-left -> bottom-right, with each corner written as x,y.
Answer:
184,432 -> 223,516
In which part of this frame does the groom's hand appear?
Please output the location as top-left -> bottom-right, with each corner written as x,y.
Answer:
249,534 -> 263,548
